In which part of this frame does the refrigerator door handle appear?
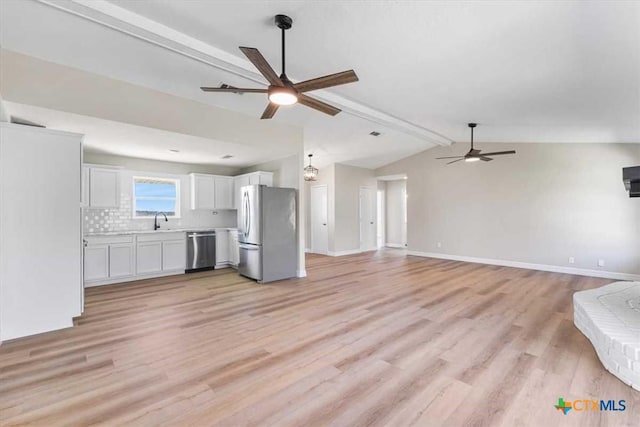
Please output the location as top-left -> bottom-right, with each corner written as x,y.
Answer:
239,243 -> 260,251
245,191 -> 251,237
243,191 -> 249,238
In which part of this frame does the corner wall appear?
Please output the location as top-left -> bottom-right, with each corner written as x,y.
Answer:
375,143 -> 640,278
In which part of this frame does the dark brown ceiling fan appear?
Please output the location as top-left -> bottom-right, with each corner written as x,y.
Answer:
201,14 -> 359,120
436,123 -> 516,164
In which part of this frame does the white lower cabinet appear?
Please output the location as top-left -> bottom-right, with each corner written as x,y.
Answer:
136,241 -> 163,274
84,232 -> 186,286
216,230 -> 230,266
84,244 -> 109,281
109,243 -> 135,278
229,230 -> 239,267
163,239 -> 186,271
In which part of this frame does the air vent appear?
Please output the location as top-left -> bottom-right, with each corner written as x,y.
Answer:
369,131 -> 381,137
220,84 -> 243,95
221,155 -> 234,159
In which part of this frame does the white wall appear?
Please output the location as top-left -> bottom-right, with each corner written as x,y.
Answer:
375,143 -> 640,278
385,180 -> 407,247
84,152 -> 241,176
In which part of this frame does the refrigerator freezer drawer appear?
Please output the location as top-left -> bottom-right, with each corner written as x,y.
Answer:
239,243 -> 262,281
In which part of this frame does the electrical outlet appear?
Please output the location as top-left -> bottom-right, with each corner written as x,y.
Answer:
598,259 -> 605,267
437,242 -> 442,248
568,257 -> 575,264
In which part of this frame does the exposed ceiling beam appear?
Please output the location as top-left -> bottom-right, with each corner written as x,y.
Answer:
37,0 -> 453,146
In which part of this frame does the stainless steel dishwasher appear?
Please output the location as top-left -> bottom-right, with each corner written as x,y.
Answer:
186,231 -> 216,272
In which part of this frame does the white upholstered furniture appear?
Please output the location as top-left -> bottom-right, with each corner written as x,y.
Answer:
574,281 -> 640,391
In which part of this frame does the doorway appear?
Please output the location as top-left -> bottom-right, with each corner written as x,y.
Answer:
359,187 -> 377,251
310,185 -> 328,254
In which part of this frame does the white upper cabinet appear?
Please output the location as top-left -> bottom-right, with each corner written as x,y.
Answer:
190,173 -> 216,210
190,174 -> 234,210
88,167 -> 120,208
233,171 -> 273,209
214,176 -> 234,209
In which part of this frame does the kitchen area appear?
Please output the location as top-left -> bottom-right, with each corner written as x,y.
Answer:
0,121 -> 303,343
83,164 -> 296,286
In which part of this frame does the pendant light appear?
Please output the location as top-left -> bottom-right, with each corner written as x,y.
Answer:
303,154 -> 318,181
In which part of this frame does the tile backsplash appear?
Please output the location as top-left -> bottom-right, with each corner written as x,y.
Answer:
83,189 -> 237,234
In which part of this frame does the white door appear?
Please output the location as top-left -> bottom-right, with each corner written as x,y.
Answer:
310,185 -> 328,254
162,239 -> 186,271
109,243 -> 135,278
359,187 -> 377,251
137,241 -> 163,274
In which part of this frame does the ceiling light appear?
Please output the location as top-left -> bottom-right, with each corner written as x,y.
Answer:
268,86 -> 298,106
303,154 -> 318,181
464,156 -> 480,162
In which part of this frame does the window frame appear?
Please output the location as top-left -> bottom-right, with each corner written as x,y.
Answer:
132,175 -> 181,219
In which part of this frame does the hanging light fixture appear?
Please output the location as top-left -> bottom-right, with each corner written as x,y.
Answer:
303,154 -> 319,181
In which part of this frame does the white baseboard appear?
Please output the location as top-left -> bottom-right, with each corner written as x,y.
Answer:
296,269 -> 307,278
328,249 -> 364,257
385,243 -> 406,248
407,251 -> 640,281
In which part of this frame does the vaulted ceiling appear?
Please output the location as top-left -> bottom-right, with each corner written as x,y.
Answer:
1,0 -> 638,169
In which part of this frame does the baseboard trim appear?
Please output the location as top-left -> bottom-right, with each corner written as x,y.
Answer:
407,251 -> 640,281
328,249 -> 366,257
296,269 -> 307,278
385,243 -> 406,248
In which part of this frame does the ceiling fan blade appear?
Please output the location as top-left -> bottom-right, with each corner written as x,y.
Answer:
239,47 -> 283,86
478,150 -> 516,156
436,156 -> 465,159
200,87 -> 268,93
260,103 -> 279,120
298,94 -> 341,116
447,159 -> 464,165
294,70 -> 359,93
480,156 -> 493,162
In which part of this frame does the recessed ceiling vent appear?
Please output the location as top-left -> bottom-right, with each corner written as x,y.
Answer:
219,84 -> 244,95
221,155 -> 234,159
369,131 -> 381,137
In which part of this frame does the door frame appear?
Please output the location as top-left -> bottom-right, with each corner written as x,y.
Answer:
310,184 -> 329,255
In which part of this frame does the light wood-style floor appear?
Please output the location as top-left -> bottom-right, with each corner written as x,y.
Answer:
1,250 -> 638,426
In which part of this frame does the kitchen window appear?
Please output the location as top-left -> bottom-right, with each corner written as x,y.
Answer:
133,176 -> 180,218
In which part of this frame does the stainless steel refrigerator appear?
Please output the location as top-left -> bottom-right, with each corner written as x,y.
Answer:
238,185 -> 297,283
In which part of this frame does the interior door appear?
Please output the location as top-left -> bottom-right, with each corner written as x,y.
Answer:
310,185 -> 328,254
359,187 -> 377,251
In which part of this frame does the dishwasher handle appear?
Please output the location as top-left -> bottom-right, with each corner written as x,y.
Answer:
187,233 -> 216,238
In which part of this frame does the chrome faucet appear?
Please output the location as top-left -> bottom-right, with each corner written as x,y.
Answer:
154,212 -> 168,230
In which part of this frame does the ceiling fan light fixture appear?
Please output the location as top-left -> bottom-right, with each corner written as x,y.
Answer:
268,86 -> 298,106
303,154 -> 319,181
464,156 -> 480,162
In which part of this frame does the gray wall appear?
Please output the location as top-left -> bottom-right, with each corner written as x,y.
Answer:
375,143 -> 640,276
385,180 -> 407,247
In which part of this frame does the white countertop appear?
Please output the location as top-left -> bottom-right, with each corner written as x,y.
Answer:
85,227 -> 237,237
